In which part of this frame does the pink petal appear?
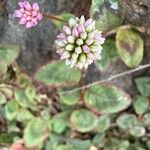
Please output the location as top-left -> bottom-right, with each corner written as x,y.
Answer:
84,18 -> 93,27
19,17 -> 27,24
83,45 -> 91,53
14,10 -> 23,18
18,2 -> 24,8
57,33 -> 66,40
32,11 -> 38,17
95,34 -> 105,44
23,14 -> 27,18
37,13 -> 43,20
20,8 -> 25,13
26,21 -> 33,28
26,16 -> 31,21
77,24 -> 85,34
32,3 -> 39,11
25,11 -> 32,16
63,25 -> 71,35
31,18 -> 38,26
72,27 -> 79,37
23,1 -> 32,10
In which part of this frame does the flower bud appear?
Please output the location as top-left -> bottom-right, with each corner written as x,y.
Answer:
66,44 -> 74,51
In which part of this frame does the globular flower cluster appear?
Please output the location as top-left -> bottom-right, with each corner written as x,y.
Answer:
55,16 -> 105,69
14,1 -> 43,28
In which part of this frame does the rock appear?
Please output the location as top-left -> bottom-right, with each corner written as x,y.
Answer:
0,0 -> 73,74
122,0 -> 150,29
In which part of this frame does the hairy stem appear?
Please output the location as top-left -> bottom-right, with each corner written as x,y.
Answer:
59,63 -> 150,93
103,25 -> 146,38
42,13 -> 67,23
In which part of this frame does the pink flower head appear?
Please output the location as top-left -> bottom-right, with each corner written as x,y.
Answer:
55,16 -> 105,69
14,1 -> 43,28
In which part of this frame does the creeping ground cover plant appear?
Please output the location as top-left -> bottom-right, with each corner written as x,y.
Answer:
0,0 -> 150,150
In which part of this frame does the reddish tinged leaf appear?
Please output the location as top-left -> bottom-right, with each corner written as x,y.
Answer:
116,28 -> 144,68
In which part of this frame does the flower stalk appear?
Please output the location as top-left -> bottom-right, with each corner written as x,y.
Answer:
42,13 -> 67,23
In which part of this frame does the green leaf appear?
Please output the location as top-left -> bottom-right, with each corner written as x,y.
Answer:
133,95 -> 149,115
16,73 -> 32,88
45,134 -> 67,150
0,45 -> 20,65
96,39 -> 119,70
71,139 -> 91,150
16,109 -> 35,122
5,100 -> 19,120
0,92 -> 6,105
142,113 -> 150,127
59,91 -> 80,106
70,109 -> 97,133
92,133 -> 106,148
118,140 -> 130,150
0,85 -> 13,99
14,89 -> 36,109
135,77 -> 150,96
84,85 -> 131,114
0,45 -> 20,74
90,0 -> 121,31
0,61 -> 8,74
52,111 -> 70,134
52,13 -> 74,30
95,115 -> 110,132
24,118 -> 50,147
0,133 -> 17,144
116,113 -> 138,130
116,28 -> 144,68
35,61 -> 81,86
129,126 -> 145,137
55,144 -> 75,150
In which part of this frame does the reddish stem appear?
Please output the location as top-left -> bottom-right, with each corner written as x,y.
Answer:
42,13 -> 67,23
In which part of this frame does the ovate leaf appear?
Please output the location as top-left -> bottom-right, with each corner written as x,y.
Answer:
0,61 -> 7,74
129,126 -> 145,137
0,85 -> 13,99
52,111 -> 70,134
71,139 -> 91,150
16,109 -> 35,122
0,45 -> 20,65
59,90 -> 80,105
24,118 -> 50,147
35,61 -> 81,86
16,73 -> 32,88
92,133 -> 106,148
95,115 -> 111,132
0,133 -> 17,144
5,100 -> 19,120
84,85 -> 131,114
55,144 -> 75,150
143,113 -> 150,127
14,89 -> 36,110
116,28 -> 144,68
45,134 -> 67,150
0,92 -> 6,105
117,140 -> 130,150
135,77 -> 150,96
0,45 -> 20,74
116,113 -> 137,130
133,95 -> 149,115
70,109 -> 97,133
